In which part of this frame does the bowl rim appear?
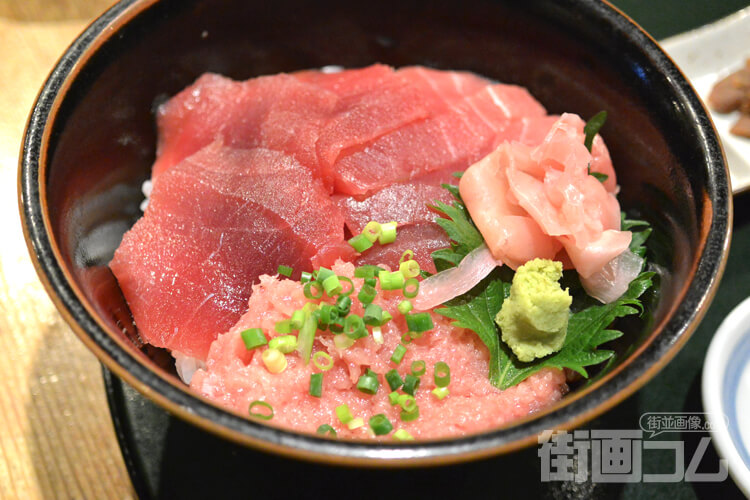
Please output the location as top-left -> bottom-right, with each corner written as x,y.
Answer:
18,0 -> 732,466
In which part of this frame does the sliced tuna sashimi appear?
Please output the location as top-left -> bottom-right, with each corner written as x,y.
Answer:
332,175 -> 455,234
330,83 -> 547,195
354,223 -> 451,274
111,144 -> 351,359
151,73 -> 339,183
293,64 -> 395,99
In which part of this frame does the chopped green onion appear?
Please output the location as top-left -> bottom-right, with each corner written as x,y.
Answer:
388,391 -> 400,405
300,271 -> 313,283
364,277 -> 377,288
399,260 -> 420,279
381,310 -> 393,324
405,312 -> 433,333
316,267 -> 335,283
344,314 -> 367,340
291,309 -> 306,330
333,334 -> 355,350
303,281 -> 324,300
317,304 -> 338,326
378,221 -> 397,244
335,404 -> 354,424
363,303 -> 384,326
261,348 -> 287,373
348,233 -> 374,252
362,221 -> 382,243
434,361 -> 451,387
408,330 -> 424,340
274,319 -> 292,334
296,312 -> 317,363
316,424 -> 337,437
347,417 -> 365,430
390,344 -> 407,364
400,333 -> 412,345
399,249 -> 414,265
403,278 -> 419,298
358,284 -> 377,305
240,328 -> 267,350
356,369 -> 379,395
338,276 -> 354,296
277,265 -> 293,277
354,265 -> 384,279
393,429 -> 414,441
368,414 -> 393,436
410,360 -> 426,376
371,326 -> 384,345
400,405 -> 420,422
322,275 -> 342,296
335,295 -> 352,315
379,270 -> 405,290
312,351 -> 333,371
269,335 -> 297,353
432,387 -> 450,400
309,372 -> 323,398
397,394 -> 417,413
385,369 -> 404,391
398,300 -> 413,315
248,400 -> 274,420
329,321 -> 344,334
402,373 -> 421,396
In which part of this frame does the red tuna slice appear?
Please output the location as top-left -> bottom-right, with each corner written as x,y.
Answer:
331,174 -> 456,234
151,73 -> 339,183
315,71 -> 459,174
354,223 -> 450,274
330,83 -> 547,195
396,66 -> 490,106
110,144 -> 351,359
293,64 -> 395,98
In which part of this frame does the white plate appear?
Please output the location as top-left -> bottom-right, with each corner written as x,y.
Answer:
702,296 -> 750,496
661,8 -> 750,194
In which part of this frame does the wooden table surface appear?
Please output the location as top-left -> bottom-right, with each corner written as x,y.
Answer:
0,1 -> 134,498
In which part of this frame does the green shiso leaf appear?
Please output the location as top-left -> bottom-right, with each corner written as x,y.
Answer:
584,110 -> 607,152
498,271 -> 655,389
435,273 -> 510,387
428,182 -> 483,271
427,175 -> 656,391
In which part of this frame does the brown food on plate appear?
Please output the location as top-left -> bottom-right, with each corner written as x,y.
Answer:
708,58 -> 750,138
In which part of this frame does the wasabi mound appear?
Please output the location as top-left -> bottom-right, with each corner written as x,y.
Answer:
496,259 -> 572,362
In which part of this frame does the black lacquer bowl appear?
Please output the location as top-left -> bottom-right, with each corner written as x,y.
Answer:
19,0 -> 731,465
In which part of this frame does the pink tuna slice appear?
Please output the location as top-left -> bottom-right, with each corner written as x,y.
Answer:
293,64 -> 395,97
151,72 -> 340,185
331,83 -> 547,195
190,261 -> 567,439
110,144 -> 352,359
355,223 -> 450,274
331,170 -> 456,235
460,113 -> 631,283
315,67 -> 491,181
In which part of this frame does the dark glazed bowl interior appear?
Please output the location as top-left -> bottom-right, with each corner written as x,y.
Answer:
20,0 -> 730,465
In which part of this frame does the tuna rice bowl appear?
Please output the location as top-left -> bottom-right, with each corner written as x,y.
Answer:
109,64 -> 656,440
